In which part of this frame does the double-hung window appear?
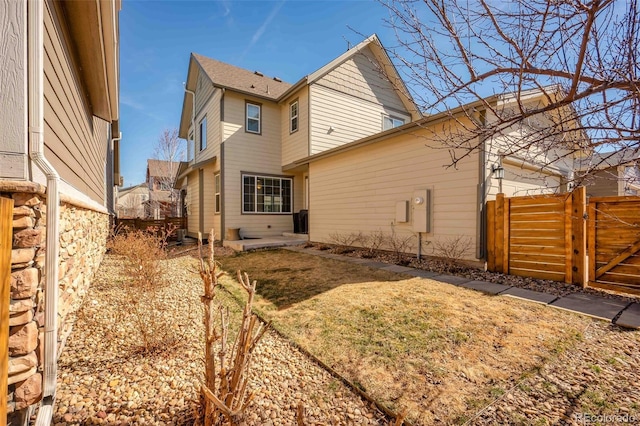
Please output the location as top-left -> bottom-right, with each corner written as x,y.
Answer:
382,115 -> 405,131
246,102 -> 261,134
242,174 -> 292,214
199,117 -> 207,151
290,100 -> 299,133
214,173 -> 221,214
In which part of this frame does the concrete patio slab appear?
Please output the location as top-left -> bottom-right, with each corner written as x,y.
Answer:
431,275 -> 472,286
501,287 -> 558,305
614,303 -> 640,329
459,280 -> 511,295
550,293 -> 629,321
381,265 -> 415,274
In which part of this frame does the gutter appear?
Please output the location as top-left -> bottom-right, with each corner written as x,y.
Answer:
184,86 -> 196,161
28,1 -> 60,424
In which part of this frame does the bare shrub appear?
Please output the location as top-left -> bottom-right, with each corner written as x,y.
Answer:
431,236 -> 474,262
107,226 -> 176,352
328,231 -> 360,247
198,231 -> 269,425
358,230 -> 386,258
385,225 -> 415,263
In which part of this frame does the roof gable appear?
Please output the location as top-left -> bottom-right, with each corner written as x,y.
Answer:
147,159 -> 180,179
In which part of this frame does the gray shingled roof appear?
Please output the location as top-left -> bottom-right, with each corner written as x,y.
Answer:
193,53 -> 292,101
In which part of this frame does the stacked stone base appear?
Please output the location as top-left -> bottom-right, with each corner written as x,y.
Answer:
3,183 -> 109,423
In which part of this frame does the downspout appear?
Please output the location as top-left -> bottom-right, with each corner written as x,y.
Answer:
29,1 -> 60,424
184,86 -> 196,161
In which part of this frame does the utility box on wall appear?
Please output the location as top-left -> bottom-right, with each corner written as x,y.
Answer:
412,189 -> 431,233
395,200 -> 409,223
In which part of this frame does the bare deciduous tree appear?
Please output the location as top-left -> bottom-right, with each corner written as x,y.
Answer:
149,128 -> 185,218
379,0 -> 640,183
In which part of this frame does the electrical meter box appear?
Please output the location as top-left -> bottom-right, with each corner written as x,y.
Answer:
412,189 -> 431,233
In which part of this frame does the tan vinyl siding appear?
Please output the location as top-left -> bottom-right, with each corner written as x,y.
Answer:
309,128 -> 480,260
317,46 -> 406,111
186,171 -> 200,236
195,70 -> 214,113
193,88 -> 222,164
281,87 -> 309,165
309,84 -> 410,155
222,92 -> 294,237
586,168 -> 620,197
201,163 -> 220,238
43,0 -> 108,205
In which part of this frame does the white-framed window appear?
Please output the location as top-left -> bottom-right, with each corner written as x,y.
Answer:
199,117 -> 207,151
290,100 -> 299,133
242,174 -> 292,214
382,115 -> 405,131
246,102 -> 261,134
214,173 -> 221,214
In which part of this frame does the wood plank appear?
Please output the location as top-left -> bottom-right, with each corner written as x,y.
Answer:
595,239 -> 640,278
597,271 -> 640,287
509,260 -> 566,273
588,202 -> 597,286
564,193 -> 572,283
509,203 -> 564,214
510,212 -> 565,222
510,228 -> 565,238
588,195 -> 640,203
510,252 -> 566,262
596,262 -> 640,276
486,200 -> 496,272
510,268 -> 565,282
571,187 -> 587,287
509,245 -> 566,255
510,221 -> 564,230
588,281 -> 640,296
0,196 -> 14,425
509,237 -> 565,246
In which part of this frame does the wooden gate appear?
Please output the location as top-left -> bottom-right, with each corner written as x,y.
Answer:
588,196 -> 640,295
486,187 -> 586,285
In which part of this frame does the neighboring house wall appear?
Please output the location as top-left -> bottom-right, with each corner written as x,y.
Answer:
309,125 -> 480,260
222,92 -> 293,237
586,168 -> 623,197
44,1 -> 110,205
116,185 -> 148,218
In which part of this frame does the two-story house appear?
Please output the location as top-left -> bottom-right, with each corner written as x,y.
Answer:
176,34 -> 420,241
145,159 -> 179,219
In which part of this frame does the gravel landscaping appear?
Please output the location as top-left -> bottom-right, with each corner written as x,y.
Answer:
53,253 -> 389,425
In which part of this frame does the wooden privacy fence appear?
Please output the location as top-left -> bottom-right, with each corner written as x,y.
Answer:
487,187 -> 640,295
486,187 -> 586,286
588,196 -> 640,294
115,216 -> 187,240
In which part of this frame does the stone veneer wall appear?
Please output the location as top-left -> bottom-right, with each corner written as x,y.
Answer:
4,183 -> 110,422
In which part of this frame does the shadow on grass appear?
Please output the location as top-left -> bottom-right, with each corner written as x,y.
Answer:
217,249 -> 406,309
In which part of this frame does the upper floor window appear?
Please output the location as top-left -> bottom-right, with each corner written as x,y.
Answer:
199,117 -> 207,151
246,102 -> 261,134
383,115 -> 405,131
290,100 -> 299,133
242,174 -> 292,214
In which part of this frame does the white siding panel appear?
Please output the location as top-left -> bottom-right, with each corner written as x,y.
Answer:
309,129 -> 480,260
309,84 -> 410,155
222,92 -> 294,238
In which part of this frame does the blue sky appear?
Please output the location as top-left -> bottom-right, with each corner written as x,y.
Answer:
119,0 -> 396,186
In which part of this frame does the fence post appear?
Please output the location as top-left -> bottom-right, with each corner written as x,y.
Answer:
1,196 -> 15,425
486,200 -> 496,271
495,193 -> 509,274
571,187 -> 587,287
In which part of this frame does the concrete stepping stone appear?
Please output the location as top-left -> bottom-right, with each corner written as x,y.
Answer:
431,275 -> 472,285
381,265 -> 415,273
405,269 -> 439,279
615,303 -> 640,329
459,280 -> 511,295
501,287 -> 558,305
550,293 -> 629,321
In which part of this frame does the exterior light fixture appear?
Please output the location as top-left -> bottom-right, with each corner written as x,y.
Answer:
492,163 -> 505,180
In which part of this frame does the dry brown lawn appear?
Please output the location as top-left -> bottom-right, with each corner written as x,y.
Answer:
218,249 -> 595,425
